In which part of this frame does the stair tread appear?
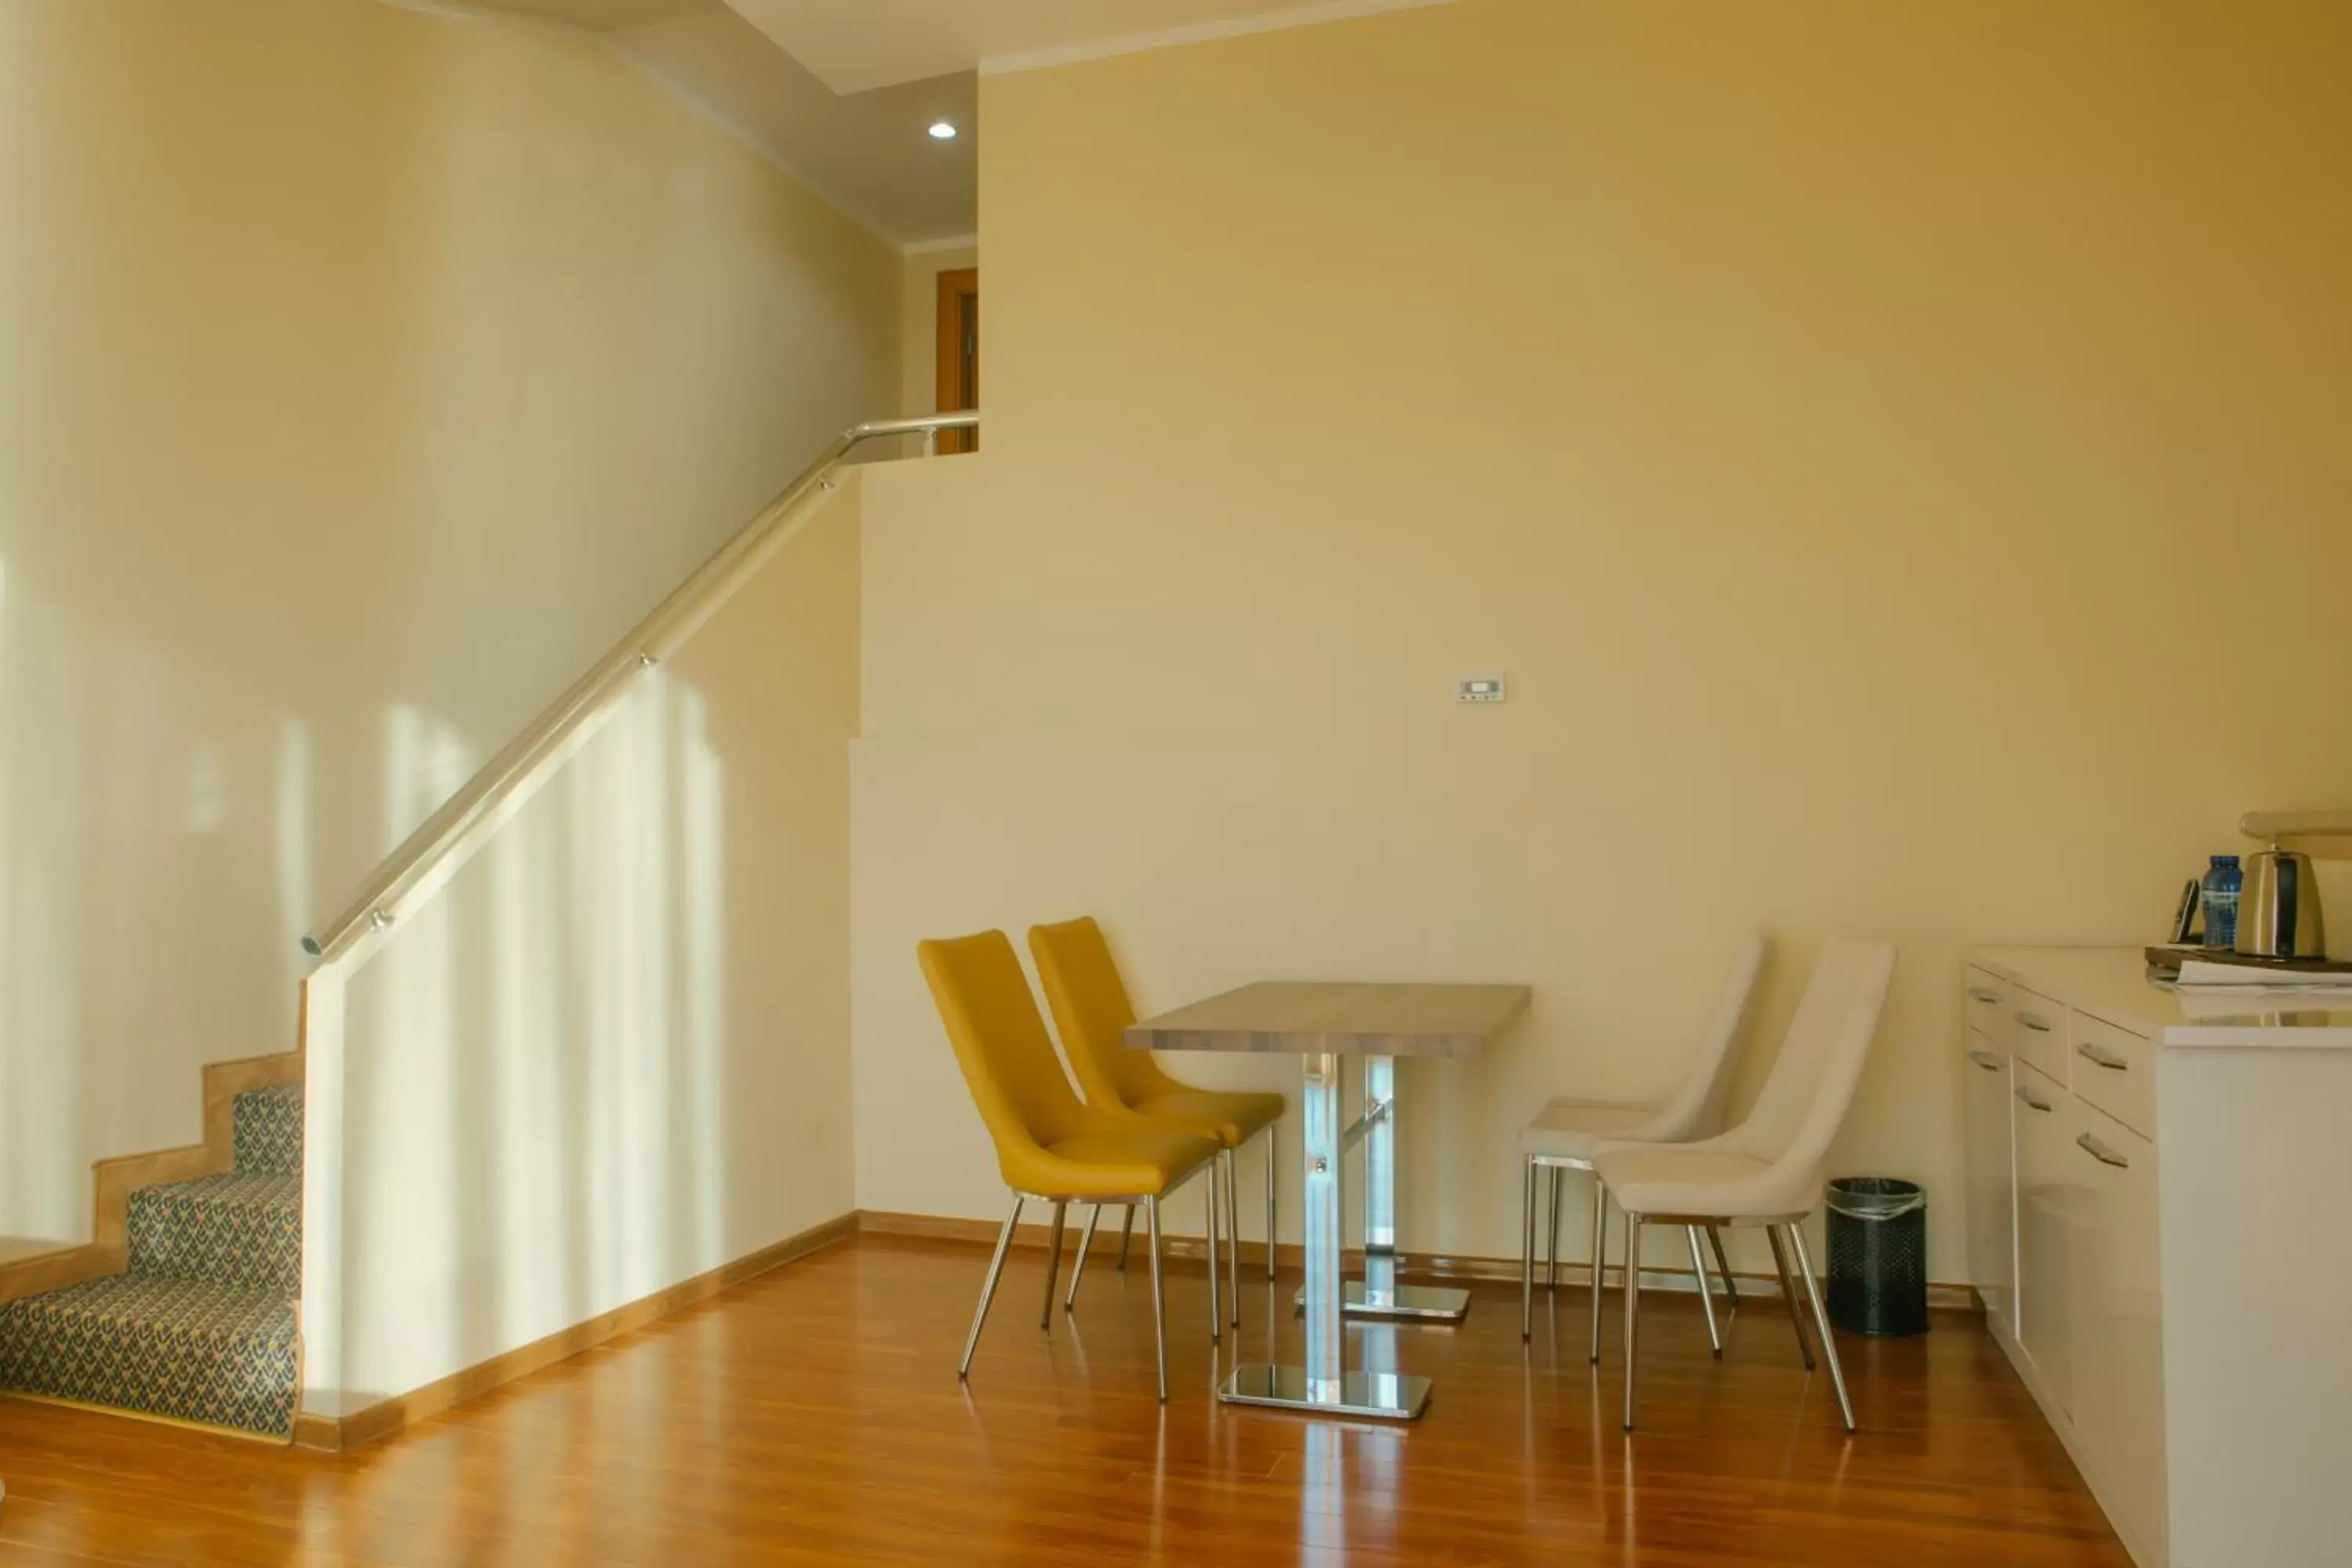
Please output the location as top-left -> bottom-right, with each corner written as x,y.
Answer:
232,1083 -> 303,1175
125,1168 -> 303,1295
0,1275 -> 297,1436
136,1171 -> 299,1214
0,1274 -> 294,1345
0,1079 -> 305,1438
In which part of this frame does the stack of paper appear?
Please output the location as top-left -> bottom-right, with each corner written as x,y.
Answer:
2175,959 -> 2352,989
2174,985 -> 2352,1022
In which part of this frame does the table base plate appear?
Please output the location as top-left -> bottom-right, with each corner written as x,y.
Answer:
1218,1363 -> 1433,1420
1294,1282 -> 1473,1323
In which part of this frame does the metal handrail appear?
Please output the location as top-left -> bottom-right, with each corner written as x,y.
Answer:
302,410 -> 979,962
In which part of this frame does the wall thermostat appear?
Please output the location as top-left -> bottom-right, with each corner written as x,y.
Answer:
1457,675 -> 1507,705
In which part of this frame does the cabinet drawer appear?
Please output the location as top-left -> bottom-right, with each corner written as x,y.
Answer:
1962,1029 -> 2016,1333
2012,1058 -> 2072,1412
2071,1010 -> 2154,1139
1964,967 -> 2010,1043
2068,1102 -> 2168,1567
2009,988 -> 2068,1087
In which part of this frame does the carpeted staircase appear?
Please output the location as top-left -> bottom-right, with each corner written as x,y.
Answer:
0,1083 -> 302,1438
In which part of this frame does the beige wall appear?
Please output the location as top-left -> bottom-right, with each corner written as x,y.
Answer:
310,481 -> 860,1417
0,0 -> 898,1242
901,243 -> 981,419
851,0 -> 2352,1282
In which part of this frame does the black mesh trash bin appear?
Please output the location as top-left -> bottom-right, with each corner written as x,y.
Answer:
1824,1177 -> 1928,1337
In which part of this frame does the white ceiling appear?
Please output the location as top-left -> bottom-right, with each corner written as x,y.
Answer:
397,0 -> 1450,245
413,0 -> 976,244
725,0 -> 1454,95
615,8 -> 977,244
454,0 -> 709,28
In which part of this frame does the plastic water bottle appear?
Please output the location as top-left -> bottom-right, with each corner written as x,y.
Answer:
2201,855 -> 2243,949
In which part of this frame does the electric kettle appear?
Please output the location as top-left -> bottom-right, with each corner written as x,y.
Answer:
2236,846 -> 2328,961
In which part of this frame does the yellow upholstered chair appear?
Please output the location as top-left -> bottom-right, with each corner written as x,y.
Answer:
1029,917 -> 1287,1323
919,929 -> 1224,1402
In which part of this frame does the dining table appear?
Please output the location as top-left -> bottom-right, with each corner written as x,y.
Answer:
1126,980 -> 1531,1420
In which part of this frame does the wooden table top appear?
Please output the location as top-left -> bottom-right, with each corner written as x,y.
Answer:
1124,981 -> 1531,1059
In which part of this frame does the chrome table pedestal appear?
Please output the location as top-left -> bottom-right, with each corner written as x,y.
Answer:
1305,1279 -> 1473,1323
1225,1051 -> 1432,1420
1289,1054 -> 1472,1325
1127,981 -> 1531,1424
1220,1363 -> 1432,1420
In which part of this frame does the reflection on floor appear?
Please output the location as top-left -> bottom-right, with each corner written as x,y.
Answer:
0,1233 -> 2131,1566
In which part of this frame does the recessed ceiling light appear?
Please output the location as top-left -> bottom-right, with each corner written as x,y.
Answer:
927,121 -> 958,141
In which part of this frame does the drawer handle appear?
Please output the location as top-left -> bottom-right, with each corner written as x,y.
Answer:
2015,1011 -> 2055,1033
1967,987 -> 2002,1004
2014,1084 -> 2055,1113
2076,1131 -> 2130,1170
1968,1051 -> 2002,1072
2078,1041 -> 2129,1072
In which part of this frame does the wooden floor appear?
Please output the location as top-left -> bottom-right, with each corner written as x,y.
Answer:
0,1233 -> 2130,1566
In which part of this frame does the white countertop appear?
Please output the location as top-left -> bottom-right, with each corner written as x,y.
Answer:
1971,946 -> 2352,1049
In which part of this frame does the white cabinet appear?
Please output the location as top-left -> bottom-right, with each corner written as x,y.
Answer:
1964,957 -> 2169,1568
2072,1009 -> 2154,1137
1964,967 -> 2011,1044
2010,1056 -> 2074,1416
1966,946 -> 2352,1568
2010,985 -> 2069,1087
2069,1100 -> 2166,1568
1961,1028 -> 2015,1332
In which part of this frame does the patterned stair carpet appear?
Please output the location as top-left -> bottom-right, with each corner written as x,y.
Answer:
0,1082 -> 300,1438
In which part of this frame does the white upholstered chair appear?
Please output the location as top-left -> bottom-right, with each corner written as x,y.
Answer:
1592,935 -> 1897,1434
1518,933 -> 1767,1355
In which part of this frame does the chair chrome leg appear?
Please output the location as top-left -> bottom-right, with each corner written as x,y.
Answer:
1621,1210 -> 1643,1432
960,1192 -> 1022,1380
1117,1204 -> 1136,1272
1146,1194 -> 1169,1403
1065,1203 -> 1102,1313
1708,1225 -> 1740,1309
1687,1225 -> 1723,1357
1766,1224 -> 1816,1370
1223,1146 -> 1242,1328
1040,1201 -> 1069,1331
1205,1160 -> 1222,1343
1264,1123 -> 1277,1282
1547,1166 -> 1564,1291
1520,1156 -> 1537,1342
1589,1176 -> 1608,1365
1787,1222 -> 1854,1432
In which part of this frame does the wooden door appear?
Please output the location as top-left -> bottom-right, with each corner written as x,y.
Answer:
935,267 -> 978,453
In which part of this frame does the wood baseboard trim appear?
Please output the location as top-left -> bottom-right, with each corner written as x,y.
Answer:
0,1243 -> 124,1309
0,1050 -> 303,1308
1,1388 -> 289,1446
856,1207 -> 1247,1270
853,1210 -> 1981,1313
294,1211 -> 858,1455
